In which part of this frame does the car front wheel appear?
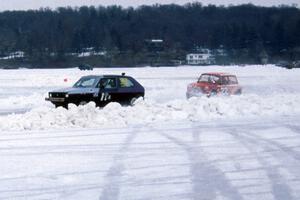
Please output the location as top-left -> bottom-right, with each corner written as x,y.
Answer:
208,90 -> 217,97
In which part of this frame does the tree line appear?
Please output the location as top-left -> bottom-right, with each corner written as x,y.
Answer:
0,3 -> 299,68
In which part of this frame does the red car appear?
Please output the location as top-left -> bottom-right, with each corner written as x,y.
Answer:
186,72 -> 242,98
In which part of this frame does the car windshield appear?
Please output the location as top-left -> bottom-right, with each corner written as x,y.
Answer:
198,74 -> 210,82
198,74 -> 220,83
73,77 -> 97,88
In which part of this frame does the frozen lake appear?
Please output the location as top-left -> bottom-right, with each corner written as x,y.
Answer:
0,65 -> 299,199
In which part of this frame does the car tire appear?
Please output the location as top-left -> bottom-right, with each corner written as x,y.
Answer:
208,90 -> 217,97
235,89 -> 242,95
186,93 -> 191,99
130,97 -> 137,106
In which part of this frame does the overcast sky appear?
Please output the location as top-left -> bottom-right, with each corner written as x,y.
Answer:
0,0 -> 298,11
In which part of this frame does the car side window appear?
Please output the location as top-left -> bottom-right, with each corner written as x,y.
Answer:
119,77 -> 134,88
210,75 -> 220,84
99,78 -> 117,89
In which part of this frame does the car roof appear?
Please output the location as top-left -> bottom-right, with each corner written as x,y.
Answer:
202,72 -> 235,76
81,75 -> 132,79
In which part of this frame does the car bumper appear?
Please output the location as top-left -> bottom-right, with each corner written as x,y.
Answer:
45,97 -> 65,102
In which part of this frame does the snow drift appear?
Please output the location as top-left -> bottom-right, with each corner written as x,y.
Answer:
1,94 -> 300,131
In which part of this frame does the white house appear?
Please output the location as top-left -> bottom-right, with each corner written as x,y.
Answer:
186,49 -> 215,65
0,51 -> 25,60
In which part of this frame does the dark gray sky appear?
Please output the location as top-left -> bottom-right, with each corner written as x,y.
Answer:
0,0 -> 298,11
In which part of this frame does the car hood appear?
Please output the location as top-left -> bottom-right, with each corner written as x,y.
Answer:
51,87 -> 99,94
188,82 -> 209,88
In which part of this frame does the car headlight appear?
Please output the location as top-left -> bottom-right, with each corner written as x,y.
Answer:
65,94 -> 69,98
49,93 -> 52,97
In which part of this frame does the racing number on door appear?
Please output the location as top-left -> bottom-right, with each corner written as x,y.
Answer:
100,92 -> 111,101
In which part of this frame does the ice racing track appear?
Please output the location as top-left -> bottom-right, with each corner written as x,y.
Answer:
0,65 -> 300,200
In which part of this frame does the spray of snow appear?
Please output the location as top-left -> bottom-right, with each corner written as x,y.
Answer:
1,94 -> 299,131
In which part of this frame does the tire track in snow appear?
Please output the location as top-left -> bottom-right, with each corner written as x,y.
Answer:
160,129 -> 243,200
98,129 -> 137,200
257,125 -> 300,161
285,125 -> 300,134
227,129 -> 297,200
0,183 -> 102,200
233,127 -> 300,170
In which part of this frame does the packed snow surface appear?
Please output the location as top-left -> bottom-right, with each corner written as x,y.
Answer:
0,65 -> 300,200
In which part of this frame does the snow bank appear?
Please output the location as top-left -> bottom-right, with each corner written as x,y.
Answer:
1,94 -> 300,131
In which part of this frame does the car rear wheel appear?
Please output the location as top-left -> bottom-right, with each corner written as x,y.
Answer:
130,97 -> 138,106
186,93 -> 191,99
235,89 -> 242,95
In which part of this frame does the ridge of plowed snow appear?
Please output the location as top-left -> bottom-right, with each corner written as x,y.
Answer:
1,94 -> 299,131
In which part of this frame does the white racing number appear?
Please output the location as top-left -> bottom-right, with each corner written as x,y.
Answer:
100,93 -> 111,101
221,88 -> 229,95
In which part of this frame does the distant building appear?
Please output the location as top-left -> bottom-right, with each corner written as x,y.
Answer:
186,49 -> 215,65
0,51 -> 25,60
145,39 -> 164,52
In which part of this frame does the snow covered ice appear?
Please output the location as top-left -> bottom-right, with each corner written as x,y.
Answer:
0,65 -> 300,199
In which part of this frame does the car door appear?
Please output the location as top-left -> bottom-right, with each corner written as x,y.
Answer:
97,77 -> 118,106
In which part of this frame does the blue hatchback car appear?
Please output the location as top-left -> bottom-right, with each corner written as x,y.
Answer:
46,73 -> 145,108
